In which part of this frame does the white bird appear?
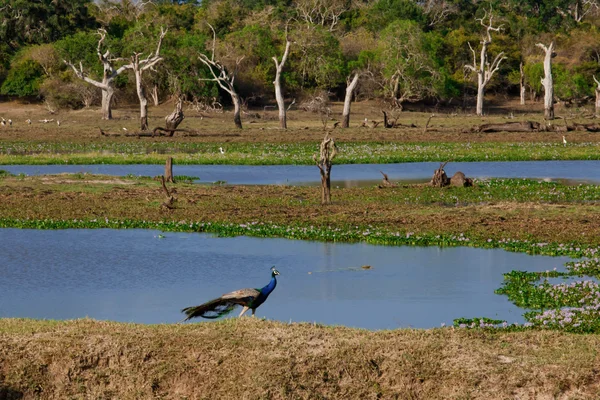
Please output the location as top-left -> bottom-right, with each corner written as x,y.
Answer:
1,121 -> 5,126
122,127 -> 128,131
26,119 -> 31,125
8,119 -> 12,126
56,120 -> 61,126
219,147 -> 225,154
39,119 -> 54,123
562,136 -> 567,147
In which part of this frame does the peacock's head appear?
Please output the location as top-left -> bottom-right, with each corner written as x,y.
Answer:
271,266 -> 280,277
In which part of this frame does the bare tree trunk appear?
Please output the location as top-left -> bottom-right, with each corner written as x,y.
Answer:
165,97 -> 184,130
594,76 -> 600,116
476,80 -> 485,116
519,62 -> 526,105
341,73 -> 360,128
313,134 -> 337,205
134,67 -> 149,130
273,40 -> 291,130
232,93 -> 242,129
152,84 -> 159,106
101,88 -> 114,120
537,41 -> 555,120
164,157 -> 174,183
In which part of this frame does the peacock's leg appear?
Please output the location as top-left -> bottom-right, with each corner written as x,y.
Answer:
239,306 -> 249,317
251,309 -> 256,317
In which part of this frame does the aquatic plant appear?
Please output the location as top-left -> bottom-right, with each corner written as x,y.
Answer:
2,141 -> 600,165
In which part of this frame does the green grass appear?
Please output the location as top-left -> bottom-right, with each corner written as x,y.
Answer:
1,141 -> 600,164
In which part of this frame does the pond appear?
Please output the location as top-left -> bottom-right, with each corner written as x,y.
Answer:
3,160 -> 600,186
0,228 -> 570,329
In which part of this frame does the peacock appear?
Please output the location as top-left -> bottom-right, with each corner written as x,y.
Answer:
181,267 -> 280,321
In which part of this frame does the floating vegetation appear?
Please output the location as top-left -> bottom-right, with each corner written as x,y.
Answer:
2,141 -> 600,165
492,259 -> 600,333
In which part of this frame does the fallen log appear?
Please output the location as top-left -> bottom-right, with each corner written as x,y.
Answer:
572,122 -> 600,132
475,121 -> 540,133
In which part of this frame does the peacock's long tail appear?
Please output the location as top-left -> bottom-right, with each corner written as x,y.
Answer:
181,298 -> 238,320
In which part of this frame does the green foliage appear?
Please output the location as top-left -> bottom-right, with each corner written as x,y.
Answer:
362,0 -> 425,31
0,59 -> 44,96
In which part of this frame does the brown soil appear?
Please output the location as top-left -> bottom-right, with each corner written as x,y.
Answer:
0,100 -> 598,144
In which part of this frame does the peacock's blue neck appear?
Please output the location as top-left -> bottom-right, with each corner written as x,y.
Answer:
261,275 -> 277,296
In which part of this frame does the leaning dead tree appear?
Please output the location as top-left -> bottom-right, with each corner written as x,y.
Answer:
593,75 -> 600,116
64,29 -> 129,120
199,23 -> 244,129
536,41 -> 556,120
464,8 -> 506,116
127,27 -> 167,130
165,97 -> 185,130
341,73 -> 360,128
313,134 -> 338,205
273,39 -> 291,129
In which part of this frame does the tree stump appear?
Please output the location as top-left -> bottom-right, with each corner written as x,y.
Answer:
430,162 -> 449,187
164,157 -> 174,183
313,134 -> 337,205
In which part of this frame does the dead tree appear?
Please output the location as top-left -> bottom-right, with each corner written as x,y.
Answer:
127,28 -> 167,130
64,29 -> 130,120
381,110 -> 398,128
430,162 -> 449,187
341,73 -> 360,128
464,8 -> 506,116
160,175 -> 175,210
423,114 -> 434,134
519,61 -> 526,105
164,157 -> 174,183
313,134 -> 338,204
165,97 -> 185,130
199,24 -> 244,129
272,39 -> 291,129
379,170 -> 397,188
593,75 -> 600,116
536,41 -> 556,120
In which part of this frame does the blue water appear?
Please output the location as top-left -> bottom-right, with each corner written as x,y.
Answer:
3,160 -> 600,186
0,228 -> 570,329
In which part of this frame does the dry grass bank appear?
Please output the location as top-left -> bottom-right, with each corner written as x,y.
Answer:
0,100 -> 596,145
0,319 -> 599,399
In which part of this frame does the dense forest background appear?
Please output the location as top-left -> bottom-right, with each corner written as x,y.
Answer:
1,0 -> 599,111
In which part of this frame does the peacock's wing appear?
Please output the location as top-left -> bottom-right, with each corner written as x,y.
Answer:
181,288 -> 260,320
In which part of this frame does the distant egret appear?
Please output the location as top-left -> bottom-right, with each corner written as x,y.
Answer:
26,119 -> 31,125
8,119 -> 12,126
219,147 -> 225,154
56,120 -> 60,126
562,136 -> 567,147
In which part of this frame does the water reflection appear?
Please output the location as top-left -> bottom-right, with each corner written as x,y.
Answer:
0,228 -> 571,329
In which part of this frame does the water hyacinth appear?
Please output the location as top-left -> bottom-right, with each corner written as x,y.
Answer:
3,141 -> 600,165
